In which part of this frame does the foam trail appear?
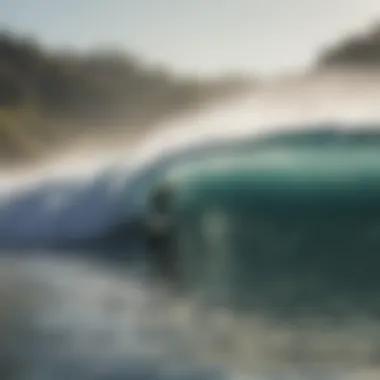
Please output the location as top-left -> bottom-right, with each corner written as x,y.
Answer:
0,253 -> 375,380
0,254 -> 233,379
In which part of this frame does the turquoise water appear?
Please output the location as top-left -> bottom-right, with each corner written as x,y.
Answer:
2,127 -> 380,379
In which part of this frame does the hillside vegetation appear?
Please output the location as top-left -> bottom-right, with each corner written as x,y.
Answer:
2,21 -> 380,165
0,32 -> 250,165
318,23 -> 380,69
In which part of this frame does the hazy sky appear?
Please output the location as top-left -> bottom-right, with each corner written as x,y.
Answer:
1,0 -> 380,76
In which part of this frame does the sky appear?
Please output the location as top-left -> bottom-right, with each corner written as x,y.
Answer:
1,0 -> 380,77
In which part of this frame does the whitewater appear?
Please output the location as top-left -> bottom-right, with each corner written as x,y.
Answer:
1,69 -> 380,379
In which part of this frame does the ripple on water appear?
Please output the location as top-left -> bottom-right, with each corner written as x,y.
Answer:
0,253 -> 227,379
0,252 -> 378,380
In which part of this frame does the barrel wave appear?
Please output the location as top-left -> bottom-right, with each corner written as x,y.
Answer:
1,80 -> 380,379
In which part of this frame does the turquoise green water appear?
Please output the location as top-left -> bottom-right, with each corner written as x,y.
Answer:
164,144 -> 380,319
173,146 -> 380,198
